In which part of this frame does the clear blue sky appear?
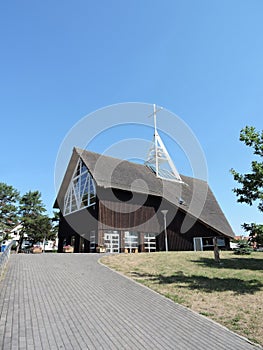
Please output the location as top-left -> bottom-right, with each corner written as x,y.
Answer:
1,0 -> 262,235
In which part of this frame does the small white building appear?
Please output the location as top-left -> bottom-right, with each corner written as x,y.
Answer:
36,239 -> 58,252
9,224 -> 58,252
10,223 -> 26,243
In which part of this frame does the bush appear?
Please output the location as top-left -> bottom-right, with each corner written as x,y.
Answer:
233,240 -> 253,255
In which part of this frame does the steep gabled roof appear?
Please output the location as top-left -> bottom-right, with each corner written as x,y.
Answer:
55,147 -> 235,238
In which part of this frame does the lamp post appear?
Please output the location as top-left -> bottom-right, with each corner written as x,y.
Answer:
161,210 -> 168,252
42,234 -> 46,253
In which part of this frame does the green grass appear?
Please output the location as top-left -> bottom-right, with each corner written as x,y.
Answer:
101,251 -> 263,346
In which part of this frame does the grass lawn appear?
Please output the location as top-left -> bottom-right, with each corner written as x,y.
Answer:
101,251 -> 263,346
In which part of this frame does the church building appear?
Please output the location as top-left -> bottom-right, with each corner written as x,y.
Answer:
54,108 -> 234,253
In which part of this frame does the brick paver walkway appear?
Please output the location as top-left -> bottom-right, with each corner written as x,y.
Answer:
0,254 -> 261,350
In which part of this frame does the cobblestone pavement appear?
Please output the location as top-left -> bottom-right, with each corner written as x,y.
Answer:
0,254 -> 261,350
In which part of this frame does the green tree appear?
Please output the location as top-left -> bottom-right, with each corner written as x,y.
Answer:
18,191 -> 49,249
30,215 -> 53,244
231,126 -> 263,246
0,182 -> 20,242
50,210 -> 59,239
242,223 -> 263,246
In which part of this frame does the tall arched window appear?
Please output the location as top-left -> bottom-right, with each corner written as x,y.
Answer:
64,159 -> 96,215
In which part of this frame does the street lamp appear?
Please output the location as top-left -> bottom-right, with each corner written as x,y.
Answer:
161,210 -> 168,252
43,234 -> 46,253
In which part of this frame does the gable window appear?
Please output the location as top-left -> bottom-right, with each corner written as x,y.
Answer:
64,159 -> 96,215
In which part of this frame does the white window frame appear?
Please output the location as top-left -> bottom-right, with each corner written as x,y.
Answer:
104,231 -> 119,253
193,237 -> 203,251
144,233 -> 156,252
64,159 -> 96,216
124,231 -> 139,252
90,231 -> 96,251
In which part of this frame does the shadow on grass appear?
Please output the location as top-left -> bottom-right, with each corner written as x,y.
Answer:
130,271 -> 263,295
191,257 -> 263,271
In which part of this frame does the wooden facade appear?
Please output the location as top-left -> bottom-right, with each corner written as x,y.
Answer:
57,188 -> 231,253
55,148 -> 234,253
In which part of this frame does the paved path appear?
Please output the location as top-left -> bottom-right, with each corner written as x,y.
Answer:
0,254 -> 261,350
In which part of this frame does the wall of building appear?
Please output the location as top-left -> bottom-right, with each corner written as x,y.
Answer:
57,187 -> 230,253
57,204 -> 98,253
156,204 -> 230,251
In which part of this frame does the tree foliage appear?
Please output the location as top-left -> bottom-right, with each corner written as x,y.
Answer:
0,182 -> 58,252
231,126 -> 263,211
233,239 -> 253,255
50,210 -> 60,238
242,223 -> 263,246
19,191 -> 50,247
25,215 -> 52,244
231,126 -> 263,245
0,182 -> 20,241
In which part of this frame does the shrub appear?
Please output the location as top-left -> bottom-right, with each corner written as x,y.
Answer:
233,240 -> 253,255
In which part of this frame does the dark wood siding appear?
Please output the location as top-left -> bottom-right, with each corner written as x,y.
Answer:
154,202 -> 230,251
97,188 -> 161,233
57,203 -> 98,252
57,187 -> 231,253
157,208 -> 230,251
98,200 -> 160,233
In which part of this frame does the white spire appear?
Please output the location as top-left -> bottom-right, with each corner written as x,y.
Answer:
145,104 -> 183,183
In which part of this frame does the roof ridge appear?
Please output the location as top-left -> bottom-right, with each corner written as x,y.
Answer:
75,147 -> 208,183
75,147 -> 155,172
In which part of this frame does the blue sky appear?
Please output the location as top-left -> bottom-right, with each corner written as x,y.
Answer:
1,0 -> 262,235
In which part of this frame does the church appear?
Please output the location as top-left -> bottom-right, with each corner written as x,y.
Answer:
54,108 -> 234,253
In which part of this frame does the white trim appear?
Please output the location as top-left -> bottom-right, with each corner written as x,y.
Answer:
144,233 -> 156,252
90,231 -> 96,251
63,158 -> 96,216
124,231 -> 139,251
145,105 -> 183,183
193,237 -> 203,251
104,231 -> 119,253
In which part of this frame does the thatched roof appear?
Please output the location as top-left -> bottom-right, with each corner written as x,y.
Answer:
55,147 -> 234,238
